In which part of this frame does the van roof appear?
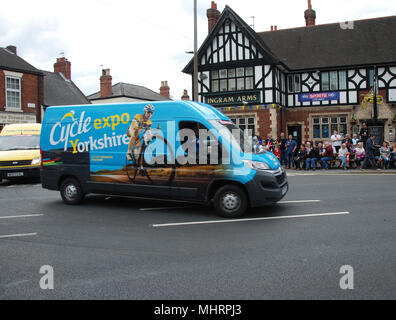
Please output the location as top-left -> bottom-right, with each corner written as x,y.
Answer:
0,123 -> 41,136
43,101 -> 229,122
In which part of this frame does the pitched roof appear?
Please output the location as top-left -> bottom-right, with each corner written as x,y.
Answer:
0,47 -> 42,74
182,5 -> 280,74
258,15 -> 396,70
42,71 -> 91,106
87,82 -> 170,101
183,5 -> 396,73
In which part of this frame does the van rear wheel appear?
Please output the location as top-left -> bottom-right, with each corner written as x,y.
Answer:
60,178 -> 84,205
213,185 -> 248,218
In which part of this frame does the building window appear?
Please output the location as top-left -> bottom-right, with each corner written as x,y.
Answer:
321,72 -> 330,91
321,71 -> 347,91
230,116 -> 256,135
339,71 -> 347,90
6,76 -> 21,109
330,71 -> 338,90
211,67 -> 254,93
312,116 -> 348,139
294,75 -> 301,93
288,75 -> 302,93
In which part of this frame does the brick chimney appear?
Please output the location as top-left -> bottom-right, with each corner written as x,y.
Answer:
100,69 -> 113,98
207,1 -> 220,34
304,0 -> 316,27
6,45 -> 17,55
160,81 -> 170,99
181,89 -> 190,101
54,57 -> 71,80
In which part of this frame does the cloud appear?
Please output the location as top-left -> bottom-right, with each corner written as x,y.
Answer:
2,0 -> 396,100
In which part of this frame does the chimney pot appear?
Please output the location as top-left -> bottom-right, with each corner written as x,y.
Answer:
160,81 -> 170,99
54,56 -> 71,80
100,68 -> 113,98
305,0 -> 316,27
6,45 -> 17,55
207,2 -> 221,34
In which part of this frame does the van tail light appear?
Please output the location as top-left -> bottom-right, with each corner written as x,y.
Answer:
40,148 -> 43,169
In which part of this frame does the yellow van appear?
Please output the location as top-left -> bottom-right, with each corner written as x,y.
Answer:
0,123 -> 41,182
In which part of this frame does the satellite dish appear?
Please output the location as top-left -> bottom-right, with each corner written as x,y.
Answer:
199,73 -> 208,80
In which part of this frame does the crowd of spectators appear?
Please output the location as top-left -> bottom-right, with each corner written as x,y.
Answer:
253,124 -> 396,171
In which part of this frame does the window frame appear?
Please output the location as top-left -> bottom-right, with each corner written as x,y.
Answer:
312,115 -> 349,140
211,67 -> 255,93
5,76 -> 22,110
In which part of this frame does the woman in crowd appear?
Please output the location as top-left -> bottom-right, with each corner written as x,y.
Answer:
376,141 -> 391,169
354,142 -> 365,168
295,144 -> 308,170
338,143 -> 349,170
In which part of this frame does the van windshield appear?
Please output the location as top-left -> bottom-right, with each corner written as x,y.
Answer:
209,120 -> 253,153
0,135 -> 40,151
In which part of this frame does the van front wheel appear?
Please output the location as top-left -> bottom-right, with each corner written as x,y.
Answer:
213,185 -> 248,218
60,178 -> 84,205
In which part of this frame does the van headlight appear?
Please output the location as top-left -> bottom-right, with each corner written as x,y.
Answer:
31,156 -> 41,165
242,160 -> 271,170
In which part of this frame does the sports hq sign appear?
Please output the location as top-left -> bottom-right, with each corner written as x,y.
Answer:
298,92 -> 340,102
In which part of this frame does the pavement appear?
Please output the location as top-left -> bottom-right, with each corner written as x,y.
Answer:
0,174 -> 395,300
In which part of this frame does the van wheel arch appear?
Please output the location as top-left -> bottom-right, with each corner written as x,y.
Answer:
59,176 -> 85,205
207,180 -> 250,206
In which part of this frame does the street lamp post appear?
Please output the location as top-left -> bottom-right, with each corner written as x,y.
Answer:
193,0 -> 199,102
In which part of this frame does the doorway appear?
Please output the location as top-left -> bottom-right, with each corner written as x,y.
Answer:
288,125 -> 302,147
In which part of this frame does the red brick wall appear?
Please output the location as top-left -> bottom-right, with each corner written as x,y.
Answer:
283,107 -> 353,141
0,69 -> 44,122
0,70 -> 5,110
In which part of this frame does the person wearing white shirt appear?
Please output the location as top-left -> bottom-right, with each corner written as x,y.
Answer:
331,130 -> 343,154
352,133 -> 359,147
338,143 -> 349,169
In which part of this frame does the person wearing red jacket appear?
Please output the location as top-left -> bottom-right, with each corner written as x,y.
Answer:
321,142 -> 335,169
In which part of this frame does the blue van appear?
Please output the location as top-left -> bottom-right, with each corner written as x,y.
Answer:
40,101 -> 288,217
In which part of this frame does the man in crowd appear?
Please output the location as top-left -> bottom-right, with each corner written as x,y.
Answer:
331,130 -> 343,154
306,142 -> 320,171
286,135 -> 297,169
361,134 -> 381,171
360,122 -> 369,148
278,132 -> 288,166
321,141 -> 335,169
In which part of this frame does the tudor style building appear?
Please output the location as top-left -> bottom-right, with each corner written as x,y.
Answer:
183,1 -> 396,145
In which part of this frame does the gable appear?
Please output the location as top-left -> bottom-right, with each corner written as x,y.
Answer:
183,6 -> 280,74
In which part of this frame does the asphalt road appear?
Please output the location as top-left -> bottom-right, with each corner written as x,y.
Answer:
0,173 -> 395,300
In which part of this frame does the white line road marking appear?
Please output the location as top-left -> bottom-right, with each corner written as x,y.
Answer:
0,233 -> 37,239
0,214 -> 44,220
151,212 -> 350,228
279,200 -> 321,204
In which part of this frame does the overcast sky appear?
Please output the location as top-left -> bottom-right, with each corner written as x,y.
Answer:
2,0 -> 396,100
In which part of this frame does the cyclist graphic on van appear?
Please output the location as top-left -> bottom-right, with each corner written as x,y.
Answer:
126,104 -> 155,167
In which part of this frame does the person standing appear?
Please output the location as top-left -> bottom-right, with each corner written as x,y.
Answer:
331,130 -> 343,154
361,134 -> 381,170
278,132 -> 288,166
285,135 -> 297,169
360,123 -> 369,148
